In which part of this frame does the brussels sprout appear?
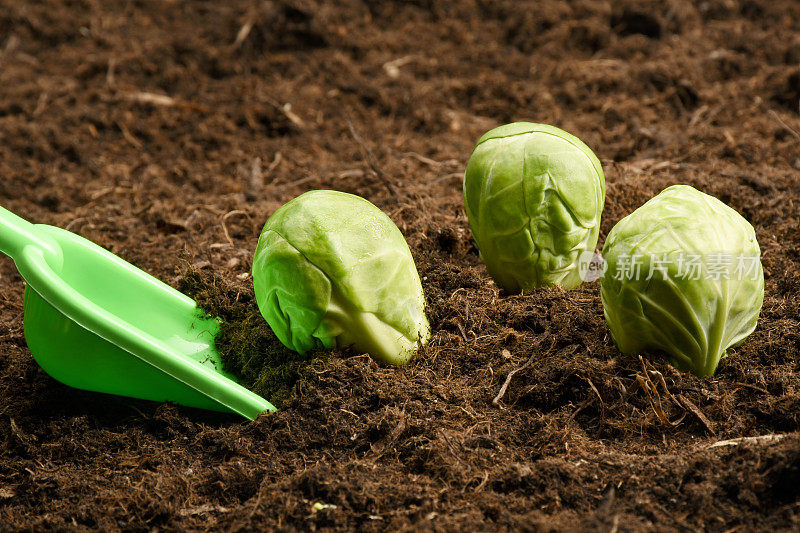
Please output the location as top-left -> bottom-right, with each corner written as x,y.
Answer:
463,122 -> 605,292
252,190 -> 430,366
601,185 -> 764,377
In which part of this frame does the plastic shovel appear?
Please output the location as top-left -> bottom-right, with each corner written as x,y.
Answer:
0,206 -> 275,419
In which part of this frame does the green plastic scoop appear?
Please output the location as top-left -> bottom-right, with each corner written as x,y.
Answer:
0,205 -> 275,419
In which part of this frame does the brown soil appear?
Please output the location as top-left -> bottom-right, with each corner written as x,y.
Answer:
1,0 -> 799,530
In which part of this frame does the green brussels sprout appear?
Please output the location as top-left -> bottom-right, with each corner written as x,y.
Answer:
601,185 -> 764,377
463,122 -> 605,292
252,190 -> 430,366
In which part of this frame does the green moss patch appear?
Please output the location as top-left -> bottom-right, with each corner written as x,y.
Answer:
179,268 -> 324,408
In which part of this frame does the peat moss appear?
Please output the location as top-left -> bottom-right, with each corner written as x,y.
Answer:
179,268 -> 324,408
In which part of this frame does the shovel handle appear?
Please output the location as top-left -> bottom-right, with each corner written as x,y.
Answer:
0,206 -> 60,262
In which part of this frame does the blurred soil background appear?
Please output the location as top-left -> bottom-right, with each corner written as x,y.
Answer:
0,0 -> 799,530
